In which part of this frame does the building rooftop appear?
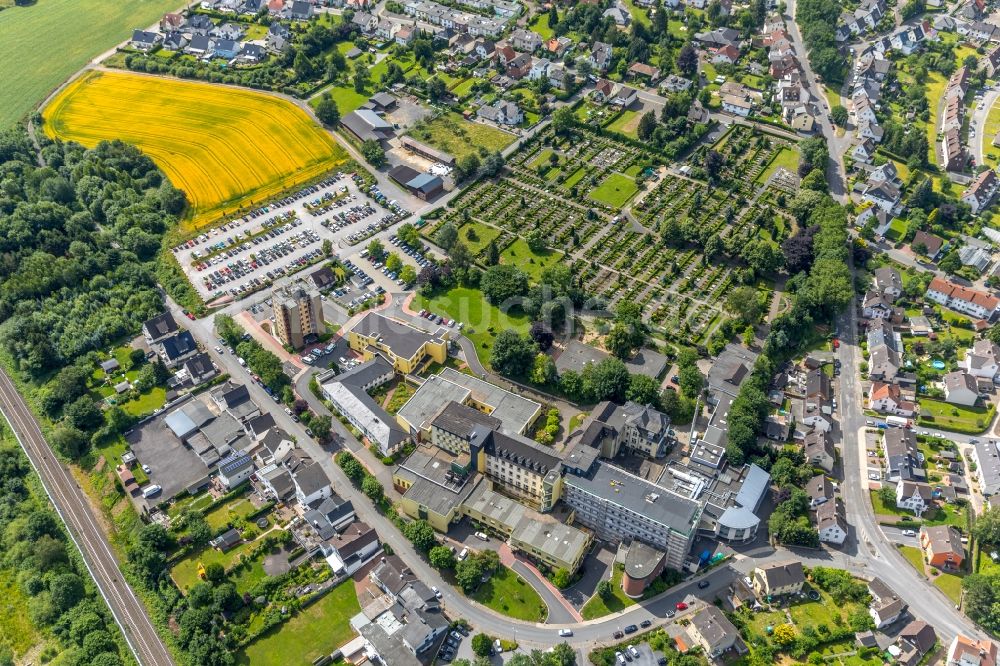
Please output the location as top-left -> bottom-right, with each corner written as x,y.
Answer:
352,312 -> 446,361
567,462 -> 701,536
623,540 -> 666,581
431,401 -> 502,440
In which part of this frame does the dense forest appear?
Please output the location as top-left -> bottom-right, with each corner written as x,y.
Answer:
0,426 -> 132,665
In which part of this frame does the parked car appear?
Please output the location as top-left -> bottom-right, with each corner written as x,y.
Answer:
640,620 -> 651,628
623,624 -> 637,634
698,580 -> 710,589
474,531 -> 488,541
675,602 -> 688,611
558,629 -> 573,637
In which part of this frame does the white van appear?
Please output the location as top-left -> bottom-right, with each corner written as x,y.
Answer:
142,484 -> 162,499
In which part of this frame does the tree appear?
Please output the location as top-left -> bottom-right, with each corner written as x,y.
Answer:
429,545 -> 456,569
725,286 -> 764,325
830,104 -> 848,126
353,63 -> 370,93
362,475 -> 384,502
338,452 -> 365,482
596,579 -> 613,600
551,568 -> 572,588
974,508 -> 1000,546
400,265 -> 417,285
471,633 -> 494,657
403,519 -> 437,551
772,623 -> 796,646
627,373 -> 661,406
434,222 -> 459,250
637,111 -> 657,141
703,150 -> 724,181
529,322 -> 554,350
49,572 -> 84,612
552,106 -> 576,134
605,324 -> 635,360
526,229 -> 546,252
530,353 -> 557,385
64,396 -> 102,432
385,253 -> 403,274
294,51 -> 316,80
51,425 -> 88,458
456,153 -> 482,181
678,364 -> 704,398
456,556 -> 485,592
585,357 -> 630,402
203,562 -> 225,583
491,330 -> 537,377
677,44 -> 697,77
361,139 -> 385,167
315,93 -> 340,126
367,238 -> 385,260
481,265 -> 529,304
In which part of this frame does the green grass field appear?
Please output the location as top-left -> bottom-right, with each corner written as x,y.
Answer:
171,539 -> 256,592
606,109 -> 641,138
1,0 -> 181,128
900,545 -> 926,575
238,581 -> 361,665
918,399 -> 995,434
934,572 -> 964,604
310,84 -> 369,114
413,286 -> 530,366
588,173 -> 639,208
756,147 -> 799,184
529,11 -> 555,39
0,568 -> 42,659
204,495 -> 258,530
500,239 -> 563,282
406,112 -> 515,160
983,96 -> 1000,168
458,221 -> 501,256
469,566 -> 547,622
581,567 -> 636,619
925,72 -> 947,167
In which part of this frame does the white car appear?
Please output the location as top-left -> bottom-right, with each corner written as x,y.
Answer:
902,529 -> 916,537
558,629 -> 573,637
432,586 -> 442,599
141,464 -> 151,473
475,531 -> 488,541
868,472 -> 881,480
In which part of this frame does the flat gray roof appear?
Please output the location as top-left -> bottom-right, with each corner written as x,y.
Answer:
511,516 -> 591,567
397,374 -> 471,433
623,540 -> 666,581
554,340 -> 668,379
352,312 -> 445,361
439,368 -> 540,435
567,462 -> 701,536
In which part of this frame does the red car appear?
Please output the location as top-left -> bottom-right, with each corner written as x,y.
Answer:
675,602 -> 688,611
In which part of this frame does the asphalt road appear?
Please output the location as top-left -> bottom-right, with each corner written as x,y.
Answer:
0,369 -> 174,666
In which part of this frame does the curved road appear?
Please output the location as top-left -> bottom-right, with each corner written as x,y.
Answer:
0,369 -> 174,666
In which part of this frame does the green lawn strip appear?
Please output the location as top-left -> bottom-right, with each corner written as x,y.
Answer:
457,221 -> 501,256
386,382 -> 415,414
310,84 -> 369,114
869,489 -> 913,518
581,566 -> 636,619
918,399 -> 994,434
623,0 -> 651,26
925,72 -> 947,167
412,286 -> 530,365
469,565 -> 547,622
120,386 -> 166,416
529,11 -> 554,39
899,545 -> 926,575
531,148 -> 555,168
204,495 -> 257,530
232,558 -> 269,596
500,239 -> 563,282
933,571 -> 964,604
588,173 -> 639,208
406,112 -> 515,160
563,167 -> 587,190
239,580 -> 361,665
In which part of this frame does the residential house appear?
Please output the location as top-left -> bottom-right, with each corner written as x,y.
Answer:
897,621 -> 937,666
218,452 -> 254,489
862,179 -> 901,213
182,352 -> 217,386
267,23 -> 292,51
815,500 -> 847,545
711,44 -> 741,65
942,128 -> 966,172
292,462 -> 332,506
883,428 -> 923,483
548,64 -> 569,90
896,480 -> 933,516
611,85 -> 638,108
528,57 -> 550,80
984,44 -> 1000,77
920,524 -> 965,570
853,139 -> 876,164
143,312 -> 178,345
869,382 -> 914,416
395,25 -> 415,46
965,339 -> 1000,380
912,230 -> 945,259
163,31 -> 189,51
477,99 -> 522,125
131,30 -> 162,51
858,119 -> 884,143
160,331 -> 198,368
506,53 -> 532,79
863,290 -> 893,319
694,27 -> 740,48
239,43 -> 265,62
160,12 -> 184,31
963,169 -> 1000,214
752,561 -> 805,597
947,635 -> 997,666
804,429 -> 836,472
592,78 -> 616,103
590,41 -> 612,72
925,277 -> 1000,321
806,474 -> 833,508
868,344 -> 901,381
722,94 -> 753,117
510,28 -> 542,52
688,605 -> 747,658
254,427 -> 294,467
868,578 -> 908,629
944,371 -> 979,406
212,39 -> 240,60
628,62 -> 661,84
212,22 -> 244,40
186,14 -> 214,35
322,521 -> 381,575
660,74 -> 693,93
874,267 -> 903,300
603,2 -> 631,27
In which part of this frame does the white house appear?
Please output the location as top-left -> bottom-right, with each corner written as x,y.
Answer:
722,94 -> 752,117
815,501 -> 847,545
868,578 -> 908,630
218,452 -> 254,489
896,480 -> 933,516
962,169 -> 1000,214
293,463 -> 333,505
944,371 -> 980,406
965,339 -> 1000,380
926,277 -> 1000,321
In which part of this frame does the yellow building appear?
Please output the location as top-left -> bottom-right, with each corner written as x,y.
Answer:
472,429 -> 564,512
392,445 -> 475,533
348,312 -> 448,374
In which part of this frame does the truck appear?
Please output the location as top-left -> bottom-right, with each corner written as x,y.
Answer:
885,416 -> 911,428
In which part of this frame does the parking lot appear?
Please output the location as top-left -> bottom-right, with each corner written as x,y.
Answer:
171,173 -> 407,302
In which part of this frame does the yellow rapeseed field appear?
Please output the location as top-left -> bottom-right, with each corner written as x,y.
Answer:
44,70 -> 348,231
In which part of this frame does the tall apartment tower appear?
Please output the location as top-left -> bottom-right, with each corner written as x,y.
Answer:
273,285 -> 322,349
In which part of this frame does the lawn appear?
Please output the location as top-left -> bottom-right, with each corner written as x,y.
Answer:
918,398 -> 995,434
0,0 -> 181,128
238,581 -> 361,665
413,286 -> 530,366
529,11 -> 555,39
171,539 -> 256,592
870,489 -> 909,517
45,71 -> 349,233
581,566 -> 636,619
386,381 -> 415,414
588,173 -> 639,208
406,112 -> 516,160
563,167 -> 587,189
755,147 -> 799,184
900,545 -> 926,575
500,239 -> 563,282
933,572 -> 964,604
311,83 -> 370,114
983,95 -> 1000,168
0,568 -> 41,659
823,84 -> 842,112
623,0 -> 651,27
531,148 -> 555,168
606,109 -> 641,139
458,221 -> 502,255
469,566 -> 547,622
925,72 -> 947,167
169,491 -> 216,517
204,495 -> 258,530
